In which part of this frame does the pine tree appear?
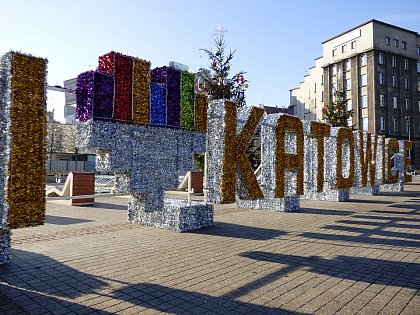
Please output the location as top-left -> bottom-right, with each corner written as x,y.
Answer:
322,90 -> 353,127
200,26 -> 248,107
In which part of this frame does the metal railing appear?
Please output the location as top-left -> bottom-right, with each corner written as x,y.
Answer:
46,160 -> 95,172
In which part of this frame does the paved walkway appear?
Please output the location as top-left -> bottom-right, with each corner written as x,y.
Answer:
0,181 -> 419,314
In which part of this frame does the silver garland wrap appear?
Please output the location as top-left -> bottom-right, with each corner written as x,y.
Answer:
76,120 -> 213,231
379,139 -> 404,192
350,131 -> 379,195
205,100 -> 226,204
243,109 -> 300,210
128,197 -> 213,232
0,53 -> 12,264
303,126 -> 349,201
375,135 -> 386,185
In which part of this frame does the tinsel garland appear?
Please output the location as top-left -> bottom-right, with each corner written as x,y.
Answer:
221,101 -> 264,203
75,71 -> 114,121
387,138 -> 399,183
336,128 -> 355,189
358,131 -> 373,187
381,135 -> 386,183
8,52 -> 46,228
132,58 -> 151,125
151,66 -> 181,128
180,71 -> 195,131
275,115 -> 304,198
194,94 -> 207,132
371,134 -> 378,185
404,140 -> 412,182
310,121 -> 330,193
93,71 -> 114,120
98,51 -> 133,123
150,82 -> 166,126
75,71 -> 94,121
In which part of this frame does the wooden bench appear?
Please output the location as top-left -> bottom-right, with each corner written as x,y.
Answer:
178,171 -> 204,194
46,172 -> 95,206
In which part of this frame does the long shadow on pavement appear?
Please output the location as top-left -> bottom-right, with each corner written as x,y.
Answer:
240,251 -> 420,290
112,282 -> 310,314
193,222 -> 288,240
45,215 -> 94,225
0,249 -> 111,314
297,208 -> 355,216
93,202 -> 128,211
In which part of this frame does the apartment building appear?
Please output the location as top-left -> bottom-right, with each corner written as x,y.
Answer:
63,78 -> 77,124
290,19 -> 420,168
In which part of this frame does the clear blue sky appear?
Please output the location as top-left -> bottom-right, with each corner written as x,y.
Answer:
1,0 -> 420,121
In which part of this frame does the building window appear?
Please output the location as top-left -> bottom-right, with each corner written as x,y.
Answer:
405,98 -> 410,110
392,75 -> 398,87
418,100 -> 420,112
351,41 -> 356,49
361,95 -> 368,108
321,91 -> 324,102
418,80 -> 420,92
345,59 -> 351,71
417,62 -> 420,73
379,72 -> 385,85
417,47 -> 420,55
314,83 -> 316,93
402,41 -> 407,50
332,49 -> 337,57
404,59 -> 409,70
362,117 -> 368,131
393,96 -> 398,109
380,116 -> 386,131
332,65 -> 337,76
394,39 -> 399,47
342,45 -> 347,53
345,78 -> 351,90
331,83 -> 337,92
405,78 -> 410,90
361,74 -> 368,86
392,55 -> 397,67
393,118 -> 399,132
360,53 -> 367,66
378,53 -> 384,65
321,75 -> 324,85
386,37 -> 390,45
380,94 -> 385,107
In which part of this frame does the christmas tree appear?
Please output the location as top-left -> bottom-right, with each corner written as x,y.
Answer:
322,90 -> 353,128
200,26 -> 248,107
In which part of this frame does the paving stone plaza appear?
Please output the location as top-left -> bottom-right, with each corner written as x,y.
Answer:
0,180 -> 419,314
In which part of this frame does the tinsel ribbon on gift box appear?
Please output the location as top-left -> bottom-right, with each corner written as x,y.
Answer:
150,82 -> 167,127
133,58 -> 151,125
194,94 -> 208,132
180,71 -> 195,131
151,66 -> 181,129
76,71 -> 114,121
98,51 -> 133,123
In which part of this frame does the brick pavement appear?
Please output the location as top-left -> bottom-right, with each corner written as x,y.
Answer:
0,181 -> 419,314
